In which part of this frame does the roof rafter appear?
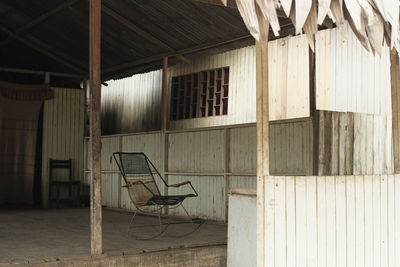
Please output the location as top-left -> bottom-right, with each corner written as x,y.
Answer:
0,25 -> 86,74
195,0 -> 287,18
102,5 -> 191,64
0,0 -> 79,46
103,35 -> 253,80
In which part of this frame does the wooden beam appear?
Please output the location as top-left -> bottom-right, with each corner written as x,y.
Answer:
0,0 -> 79,46
390,50 -> 400,173
196,0 -> 238,8
0,66 -> 85,79
102,5 -> 190,64
0,25 -> 86,74
89,0 -> 102,255
162,57 -> 168,131
196,0 -> 287,17
102,62 -> 160,81
255,7 -> 270,267
103,35 -> 252,77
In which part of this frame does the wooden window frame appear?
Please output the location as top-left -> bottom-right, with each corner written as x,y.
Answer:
170,67 -> 229,120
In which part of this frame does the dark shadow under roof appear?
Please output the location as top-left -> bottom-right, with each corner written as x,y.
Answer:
0,0 -> 294,87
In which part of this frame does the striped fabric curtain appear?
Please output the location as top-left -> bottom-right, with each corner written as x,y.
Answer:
0,81 -> 53,204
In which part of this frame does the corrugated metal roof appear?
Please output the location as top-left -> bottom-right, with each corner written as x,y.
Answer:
0,0 -> 293,87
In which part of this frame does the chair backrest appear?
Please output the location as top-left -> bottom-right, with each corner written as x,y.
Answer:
113,153 -> 161,207
49,158 -> 72,182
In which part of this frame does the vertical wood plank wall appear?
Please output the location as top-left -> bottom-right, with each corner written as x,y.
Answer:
168,35 -> 310,130
264,175 -> 400,267
316,23 -> 392,116
85,119 -> 312,221
42,88 -> 85,207
100,39 -> 310,134
317,111 -> 394,175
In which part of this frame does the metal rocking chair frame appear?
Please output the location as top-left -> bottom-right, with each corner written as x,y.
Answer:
113,152 -> 203,239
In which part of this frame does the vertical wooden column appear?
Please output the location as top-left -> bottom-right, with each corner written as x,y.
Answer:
162,57 -> 168,131
391,50 -> 400,173
161,57 -> 169,214
255,26 -> 270,267
89,0 -> 102,255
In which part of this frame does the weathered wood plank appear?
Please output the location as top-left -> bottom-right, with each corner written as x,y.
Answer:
286,176 -> 296,267
306,176 -> 317,267
89,0 -> 102,255
355,175 -> 365,267
335,175 -> 346,267
295,176 -> 307,267
255,16 -> 269,265
275,176 -> 286,267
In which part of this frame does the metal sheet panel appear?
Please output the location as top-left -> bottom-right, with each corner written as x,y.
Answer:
229,176 -> 256,189
42,88 -> 85,207
229,126 -> 256,173
316,23 -> 392,115
168,175 -> 226,221
101,173 -> 119,208
168,129 -> 225,173
101,136 -> 120,171
270,119 -> 313,175
101,70 -> 163,134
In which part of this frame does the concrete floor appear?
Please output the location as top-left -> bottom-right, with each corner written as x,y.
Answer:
0,208 -> 227,264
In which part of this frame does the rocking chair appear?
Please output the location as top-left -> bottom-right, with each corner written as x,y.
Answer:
113,152 -> 203,239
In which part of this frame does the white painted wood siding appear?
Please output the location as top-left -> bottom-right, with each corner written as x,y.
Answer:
264,174 -> 400,267
316,23 -> 392,115
42,88 -> 85,207
168,37 -> 310,129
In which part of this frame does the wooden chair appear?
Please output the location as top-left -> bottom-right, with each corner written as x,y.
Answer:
113,152 -> 203,239
49,158 -> 80,207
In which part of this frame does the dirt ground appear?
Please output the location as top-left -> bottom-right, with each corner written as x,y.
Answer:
0,208 -> 227,264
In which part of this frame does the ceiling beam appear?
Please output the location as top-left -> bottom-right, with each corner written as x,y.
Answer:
0,66 -> 85,78
195,0 -> 287,17
0,0 -> 79,46
103,35 -> 252,80
101,5 -> 191,64
0,25 -> 86,74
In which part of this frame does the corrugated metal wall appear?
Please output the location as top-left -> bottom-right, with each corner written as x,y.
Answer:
264,174 -> 400,267
101,70 -> 162,134
42,87 -> 85,207
316,23 -> 392,115
86,120 -> 313,221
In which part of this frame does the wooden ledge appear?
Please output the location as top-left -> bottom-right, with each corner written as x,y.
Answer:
228,188 -> 256,196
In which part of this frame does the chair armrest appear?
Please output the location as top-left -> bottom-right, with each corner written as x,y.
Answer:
122,180 -> 153,187
168,181 -> 191,188
167,181 -> 198,197
122,181 -> 157,196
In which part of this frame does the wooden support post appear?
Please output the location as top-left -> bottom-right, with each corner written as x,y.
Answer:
161,57 -> 169,214
89,0 -> 102,255
44,72 -> 50,85
255,20 -> 270,267
390,50 -> 400,173
162,57 -> 168,131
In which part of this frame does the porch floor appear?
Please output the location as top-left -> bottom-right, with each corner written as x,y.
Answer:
0,208 -> 227,264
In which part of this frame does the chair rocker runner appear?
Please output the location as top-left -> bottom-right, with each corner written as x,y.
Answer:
113,152 -> 203,239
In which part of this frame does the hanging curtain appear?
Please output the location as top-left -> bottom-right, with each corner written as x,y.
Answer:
0,81 -> 53,204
